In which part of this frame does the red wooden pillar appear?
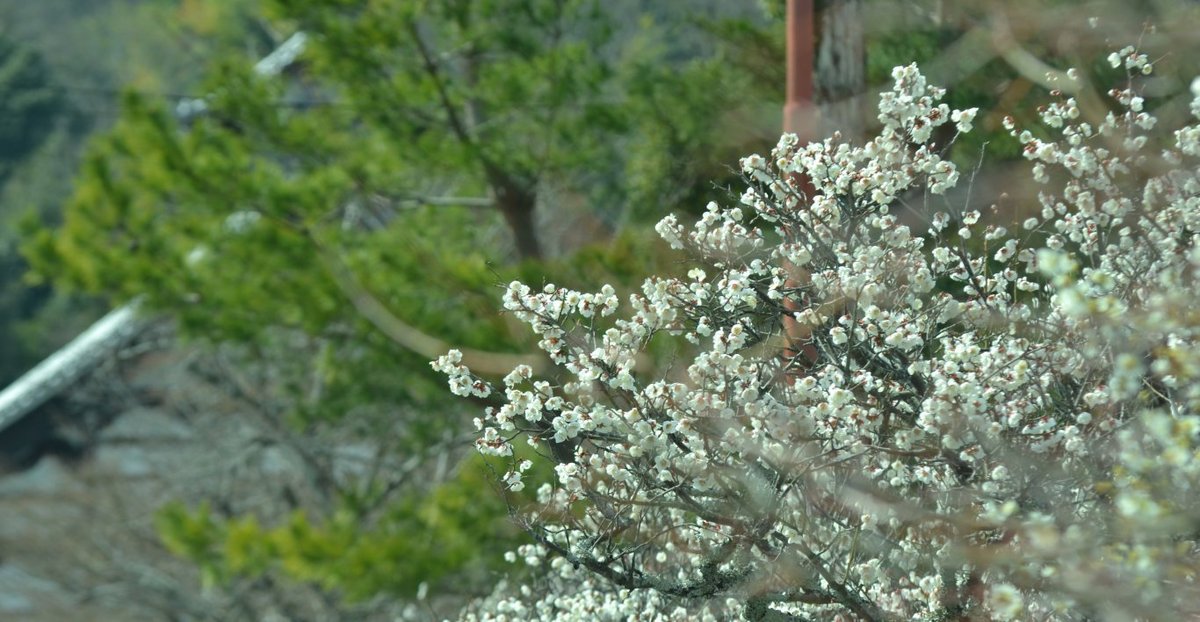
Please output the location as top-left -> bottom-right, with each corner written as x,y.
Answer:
783,0 -> 816,140
782,0 -> 817,370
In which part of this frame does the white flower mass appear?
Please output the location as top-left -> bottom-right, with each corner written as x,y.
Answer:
436,56 -> 1200,621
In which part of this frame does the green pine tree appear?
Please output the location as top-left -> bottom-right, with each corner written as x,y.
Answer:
24,0 -> 779,606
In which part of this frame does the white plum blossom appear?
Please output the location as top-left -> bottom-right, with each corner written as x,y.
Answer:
437,54 -> 1200,621
987,583 -> 1024,620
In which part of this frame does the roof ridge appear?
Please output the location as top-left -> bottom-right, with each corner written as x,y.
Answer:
0,303 -> 143,435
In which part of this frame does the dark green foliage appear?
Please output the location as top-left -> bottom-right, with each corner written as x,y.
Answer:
0,36 -> 69,183
0,35 -> 95,384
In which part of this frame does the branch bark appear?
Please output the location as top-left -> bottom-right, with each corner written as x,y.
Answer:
407,18 -> 543,260
311,234 -> 548,376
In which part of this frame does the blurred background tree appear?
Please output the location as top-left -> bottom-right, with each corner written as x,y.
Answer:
0,33 -> 77,383
20,0 -> 779,613
0,0 -> 271,385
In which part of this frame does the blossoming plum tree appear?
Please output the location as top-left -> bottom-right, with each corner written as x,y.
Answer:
437,51 -> 1200,621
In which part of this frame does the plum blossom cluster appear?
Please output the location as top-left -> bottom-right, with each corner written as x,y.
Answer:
437,58 -> 1200,621
455,550 -> 739,622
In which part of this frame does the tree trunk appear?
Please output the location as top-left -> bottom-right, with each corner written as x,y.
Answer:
815,0 -> 866,142
490,172 -> 542,260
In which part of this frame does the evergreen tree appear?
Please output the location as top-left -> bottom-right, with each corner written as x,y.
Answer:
0,34 -> 79,384
25,0 -> 779,607
0,35 -> 68,184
